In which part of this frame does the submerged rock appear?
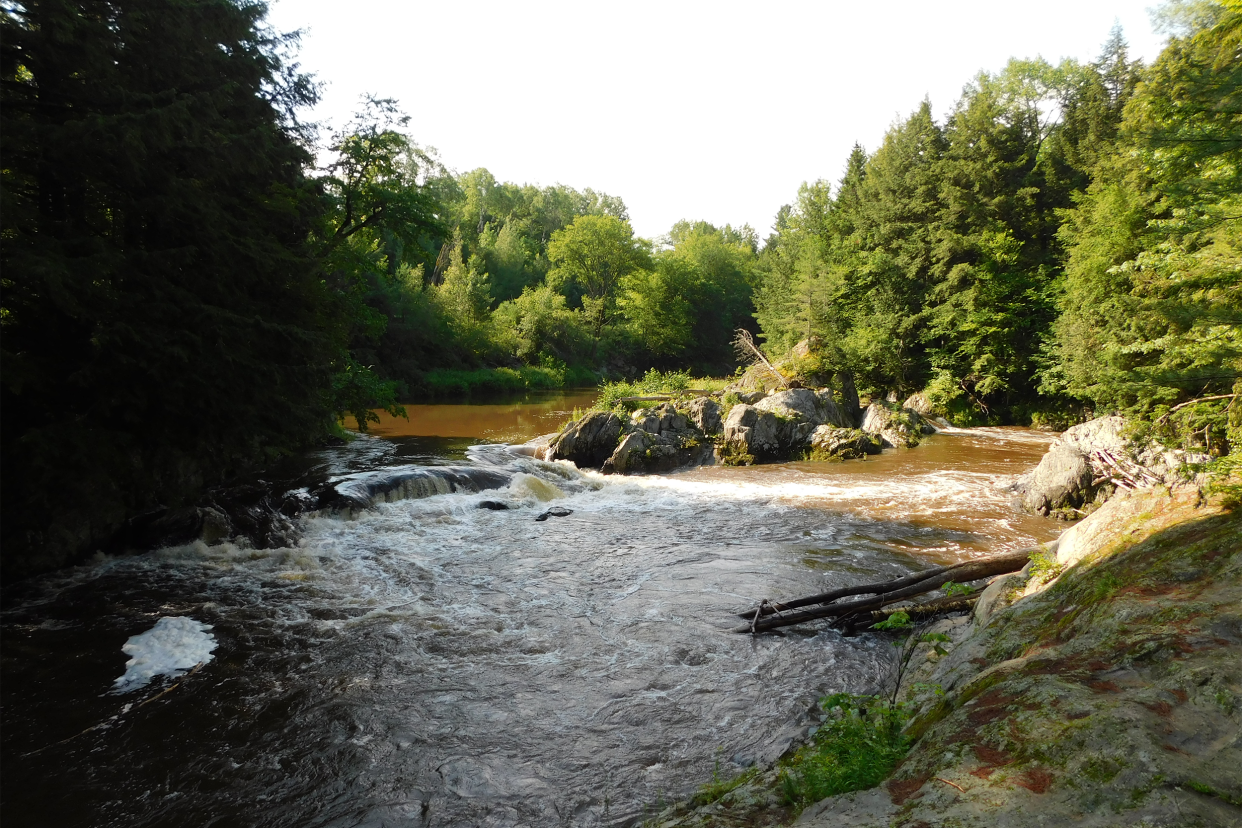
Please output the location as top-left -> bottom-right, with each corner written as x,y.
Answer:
533,506 -> 573,521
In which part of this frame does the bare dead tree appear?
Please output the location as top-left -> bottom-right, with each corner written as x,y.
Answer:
732,329 -> 789,389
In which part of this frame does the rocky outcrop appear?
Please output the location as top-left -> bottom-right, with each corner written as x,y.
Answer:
809,426 -> 882,460
602,404 -> 715,474
542,410 -> 624,467
723,389 -> 854,463
796,483 -> 1242,828
859,402 -> 930,448
1011,415 -> 1199,519
685,397 -> 723,436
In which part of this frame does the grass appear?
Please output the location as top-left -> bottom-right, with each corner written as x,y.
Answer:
777,693 -> 914,814
593,369 -> 730,413
416,364 -> 598,398
688,762 -> 760,808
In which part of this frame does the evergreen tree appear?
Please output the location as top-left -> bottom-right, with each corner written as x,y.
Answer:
1,0 -> 331,574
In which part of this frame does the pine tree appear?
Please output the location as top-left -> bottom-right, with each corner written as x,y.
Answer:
1,0 -> 331,574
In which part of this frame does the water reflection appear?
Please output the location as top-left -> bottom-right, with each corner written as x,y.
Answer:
356,388 -> 601,442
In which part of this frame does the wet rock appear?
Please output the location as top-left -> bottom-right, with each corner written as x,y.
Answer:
1020,443 -> 1095,517
477,500 -> 510,511
543,410 -> 624,467
809,426 -> 882,460
1015,416 -> 1128,518
686,397 -> 723,436
859,403 -> 926,448
534,506 -> 573,521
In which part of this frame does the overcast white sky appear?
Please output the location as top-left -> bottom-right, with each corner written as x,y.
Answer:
266,1 -> 1170,241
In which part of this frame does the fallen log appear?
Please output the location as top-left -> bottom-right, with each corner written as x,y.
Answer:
738,547 -> 1035,620
734,548 -> 1032,634
844,594 -> 980,633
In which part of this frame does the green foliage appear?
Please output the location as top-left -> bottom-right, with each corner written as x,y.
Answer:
1028,547 -> 1065,583
594,369 -> 697,412
873,610 -> 913,631
1050,11 -> 1241,445
416,365 -> 592,399
333,358 -> 406,432
778,694 -> 913,813
0,0 -> 334,573
943,581 -> 977,598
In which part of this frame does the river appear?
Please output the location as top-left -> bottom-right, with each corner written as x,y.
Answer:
0,390 -> 1058,828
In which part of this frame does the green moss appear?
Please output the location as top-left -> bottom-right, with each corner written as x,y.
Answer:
1186,779 -> 1242,807
1081,755 -> 1129,783
719,443 -> 754,466
688,764 -> 759,808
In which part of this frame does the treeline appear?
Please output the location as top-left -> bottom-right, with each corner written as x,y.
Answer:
343,150 -> 761,399
754,9 -> 1239,448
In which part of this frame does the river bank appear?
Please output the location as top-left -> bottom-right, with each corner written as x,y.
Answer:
640,472 -> 1242,828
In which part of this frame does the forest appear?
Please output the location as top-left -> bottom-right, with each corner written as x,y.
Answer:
1,0 -> 1239,574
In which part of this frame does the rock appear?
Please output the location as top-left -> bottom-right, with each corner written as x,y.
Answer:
794,483 -> 1242,828
607,430 -> 654,474
1020,443 -> 1094,517
477,500 -> 510,510
902,392 -> 934,416
791,337 -> 822,359
859,403 -> 926,448
722,404 -> 783,461
722,383 -> 768,405
900,393 -> 940,433
1016,415 -> 1136,518
724,389 -> 859,462
685,397 -> 723,435
809,426 -> 882,459
533,506 -> 573,521
756,388 -> 850,429
543,411 -> 624,467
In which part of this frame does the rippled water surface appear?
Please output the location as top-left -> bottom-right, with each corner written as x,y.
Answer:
1,394 -> 1057,828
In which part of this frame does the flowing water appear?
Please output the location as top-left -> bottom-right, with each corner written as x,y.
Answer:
1,391 -> 1058,828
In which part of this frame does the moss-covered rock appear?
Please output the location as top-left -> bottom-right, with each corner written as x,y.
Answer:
800,483 -> 1242,828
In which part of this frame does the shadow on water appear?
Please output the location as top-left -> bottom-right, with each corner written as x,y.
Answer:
1,420 -> 1059,828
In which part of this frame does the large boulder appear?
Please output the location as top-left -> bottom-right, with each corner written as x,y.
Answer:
755,388 -> 851,430
722,404 -> 783,461
723,389 -> 855,463
686,397 -> 723,435
543,410 -> 624,467
603,403 -> 714,473
1017,415 -> 1128,518
859,403 -> 927,448
809,426 -> 882,460
1020,443 -> 1095,517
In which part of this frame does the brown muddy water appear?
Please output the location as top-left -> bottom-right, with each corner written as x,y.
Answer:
1,391 -> 1058,828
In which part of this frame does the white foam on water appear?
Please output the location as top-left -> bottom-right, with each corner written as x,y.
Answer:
112,616 -> 217,693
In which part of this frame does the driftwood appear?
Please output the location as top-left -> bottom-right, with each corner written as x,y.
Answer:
735,548 -> 1031,634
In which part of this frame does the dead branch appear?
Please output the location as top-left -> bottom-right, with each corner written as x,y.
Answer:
1155,394 -> 1238,425
734,549 -> 1031,634
732,329 -> 789,389
738,549 -> 1030,620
